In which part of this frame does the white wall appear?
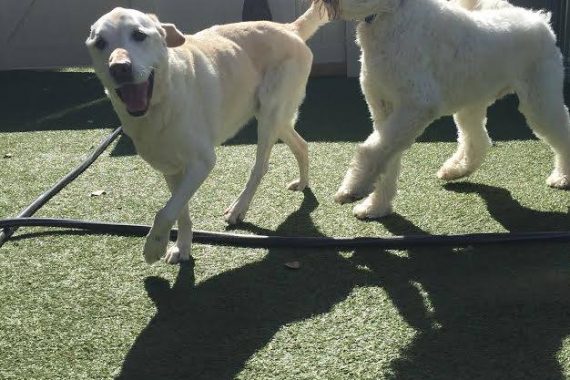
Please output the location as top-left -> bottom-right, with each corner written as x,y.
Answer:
135,0 -> 349,66
0,0 -> 129,70
3,1 -> 565,76
0,0 -> 351,71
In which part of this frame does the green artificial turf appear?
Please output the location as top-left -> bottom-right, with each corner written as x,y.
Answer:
0,71 -> 569,380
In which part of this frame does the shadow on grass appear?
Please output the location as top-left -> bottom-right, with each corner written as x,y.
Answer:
0,71 -> 119,133
5,181 -> 568,378
117,189 -> 371,380
115,184 -> 570,379
353,182 -> 570,379
444,182 -> 570,231
107,84 -> 540,157
4,71 -> 565,156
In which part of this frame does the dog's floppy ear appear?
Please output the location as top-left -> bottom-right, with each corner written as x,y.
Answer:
147,13 -> 186,48
161,23 -> 186,47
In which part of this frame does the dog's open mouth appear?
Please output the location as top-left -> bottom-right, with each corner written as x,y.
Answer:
115,71 -> 154,117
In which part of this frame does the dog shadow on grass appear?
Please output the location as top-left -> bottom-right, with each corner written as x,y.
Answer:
353,182 -> 570,379
117,188 -> 372,380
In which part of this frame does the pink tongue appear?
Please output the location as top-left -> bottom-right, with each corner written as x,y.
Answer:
119,81 -> 149,113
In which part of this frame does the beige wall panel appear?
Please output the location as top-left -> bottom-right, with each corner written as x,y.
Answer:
1,0 -> 129,70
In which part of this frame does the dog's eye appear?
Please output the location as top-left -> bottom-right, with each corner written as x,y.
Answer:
94,37 -> 107,50
132,30 -> 147,42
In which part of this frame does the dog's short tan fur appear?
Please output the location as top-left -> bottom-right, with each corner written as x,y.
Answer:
86,5 -> 326,264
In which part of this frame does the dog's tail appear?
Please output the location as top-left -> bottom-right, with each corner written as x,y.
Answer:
290,3 -> 328,41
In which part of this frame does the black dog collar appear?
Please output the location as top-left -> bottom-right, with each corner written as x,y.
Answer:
365,14 -> 376,24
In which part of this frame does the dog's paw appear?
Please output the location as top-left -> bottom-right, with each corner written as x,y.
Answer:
352,196 -> 393,220
164,245 -> 191,265
334,187 -> 369,204
143,232 -> 169,264
224,202 -> 248,225
437,161 -> 471,181
546,170 -> 570,189
287,178 -> 308,192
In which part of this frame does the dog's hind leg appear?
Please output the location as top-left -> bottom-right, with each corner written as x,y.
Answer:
437,104 -> 492,181
280,125 -> 309,191
223,56 -> 310,224
516,62 -> 570,188
224,122 -> 278,225
224,59 -> 311,224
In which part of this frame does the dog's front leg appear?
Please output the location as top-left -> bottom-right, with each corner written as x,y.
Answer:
144,152 -> 216,264
162,174 -> 193,264
335,106 -> 434,217
353,152 -> 402,219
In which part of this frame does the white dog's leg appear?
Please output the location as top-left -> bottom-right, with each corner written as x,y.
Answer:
144,152 -> 215,264
162,174 -> 193,265
517,64 -> 570,188
224,60 -> 310,224
335,107 -> 433,205
334,80 -> 392,204
224,125 -> 278,225
280,126 -> 309,191
437,105 -> 492,181
353,152 -> 402,219
334,132 -> 379,204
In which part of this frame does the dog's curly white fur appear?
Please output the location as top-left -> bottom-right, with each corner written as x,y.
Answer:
86,5 -> 326,263
450,0 -> 513,10
315,0 -> 570,219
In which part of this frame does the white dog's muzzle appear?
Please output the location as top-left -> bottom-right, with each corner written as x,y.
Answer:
108,48 -> 155,117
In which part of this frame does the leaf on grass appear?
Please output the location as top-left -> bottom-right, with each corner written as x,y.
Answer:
284,261 -> 301,270
90,190 -> 107,197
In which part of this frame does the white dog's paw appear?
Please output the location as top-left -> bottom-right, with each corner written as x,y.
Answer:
334,186 -> 370,204
287,178 -> 308,192
224,201 -> 248,225
546,170 -> 570,189
437,161 -> 472,181
143,232 -> 169,264
352,196 -> 393,220
164,245 -> 191,265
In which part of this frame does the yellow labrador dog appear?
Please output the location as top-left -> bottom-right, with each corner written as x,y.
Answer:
86,5 -> 326,264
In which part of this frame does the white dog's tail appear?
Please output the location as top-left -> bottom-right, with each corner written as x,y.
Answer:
290,3 -> 328,41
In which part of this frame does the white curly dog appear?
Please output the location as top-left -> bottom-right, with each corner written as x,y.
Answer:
86,5 -> 325,264
315,0 -> 570,219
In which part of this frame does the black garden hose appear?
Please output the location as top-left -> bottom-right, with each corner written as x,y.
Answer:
0,127 -> 123,248
1,217 -> 570,249
1,126 -> 569,251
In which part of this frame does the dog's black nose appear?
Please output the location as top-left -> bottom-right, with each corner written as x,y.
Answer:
109,62 -> 133,84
